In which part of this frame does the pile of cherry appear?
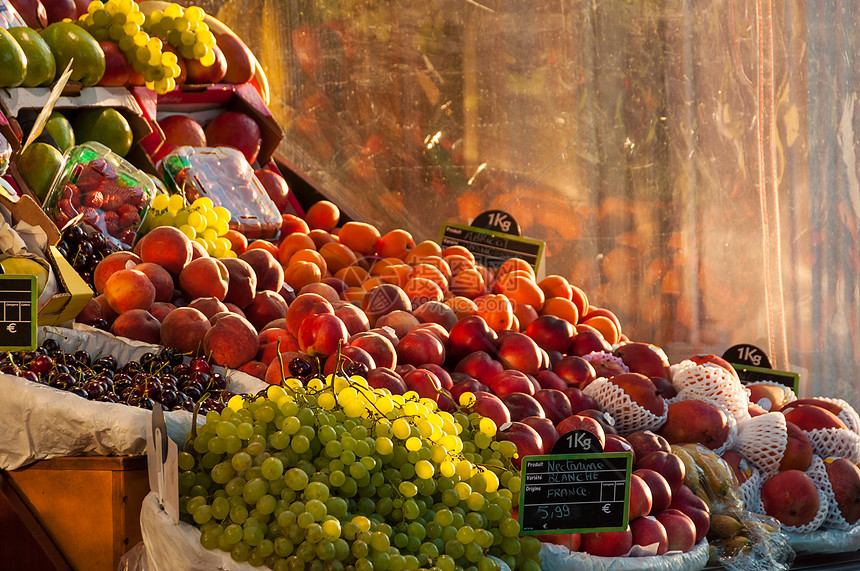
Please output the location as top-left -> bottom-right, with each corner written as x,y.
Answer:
1,339 -> 234,414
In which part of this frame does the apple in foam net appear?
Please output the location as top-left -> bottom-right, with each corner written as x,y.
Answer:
781,420 -> 814,471
781,402 -> 850,431
612,341 -> 671,379
608,372 -> 665,416
761,469 -> 821,528
825,457 -> 860,525
658,399 -> 730,450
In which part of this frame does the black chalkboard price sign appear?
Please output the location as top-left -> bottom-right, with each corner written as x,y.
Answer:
518,452 -> 632,535
0,275 -> 37,351
440,222 -> 545,274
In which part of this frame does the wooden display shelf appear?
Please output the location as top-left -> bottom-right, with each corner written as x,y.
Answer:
0,455 -> 150,571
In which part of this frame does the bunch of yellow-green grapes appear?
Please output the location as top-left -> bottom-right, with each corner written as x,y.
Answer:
177,373 -> 542,571
146,194 -> 235,257
77,0 -> 181,94
143,3 -> 217,66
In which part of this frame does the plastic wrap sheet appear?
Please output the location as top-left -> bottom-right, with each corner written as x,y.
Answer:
786,525 -> 860,555
540,541 -> 708,571
0,325 -> 267,470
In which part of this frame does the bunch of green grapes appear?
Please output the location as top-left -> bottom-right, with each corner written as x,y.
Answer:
77,0 -> 182,94
143,3 -> 217,66
145,195 -> 234,257
177,374 -> 542,571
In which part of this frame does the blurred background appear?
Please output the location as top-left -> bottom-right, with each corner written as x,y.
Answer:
177,0 -> 859,405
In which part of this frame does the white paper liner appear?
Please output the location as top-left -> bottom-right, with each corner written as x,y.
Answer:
812,397 -> 860,434
736,412 -> 788,477
746,381 -> 796,412
805,427 -> 860,464
670,360 -> 751,423
539,540 -> 709,571
0,325 -> 268,470
815,456 -> 854,531
583,377 -> 668,436
755,455 -> 831,534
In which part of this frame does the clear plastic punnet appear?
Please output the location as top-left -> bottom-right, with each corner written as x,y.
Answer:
161,146 -> 281,241
41,141 -> 156,247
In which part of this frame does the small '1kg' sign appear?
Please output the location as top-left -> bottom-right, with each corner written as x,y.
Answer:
518,452 -> 632,535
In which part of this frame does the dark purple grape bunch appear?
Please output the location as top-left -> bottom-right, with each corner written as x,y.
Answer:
56,223 -> 127,292
3,342 -> 234,414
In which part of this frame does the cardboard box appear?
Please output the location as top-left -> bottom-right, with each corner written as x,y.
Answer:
0,86 -> 163,183
137,83 -> 285,166
0,192 -> 93,325
2,455 -> 149,571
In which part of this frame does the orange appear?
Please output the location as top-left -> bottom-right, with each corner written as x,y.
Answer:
334,264 -> 369,287
378,263 -> 412,287
289,248 -> 327,276
445,296 -> 478,320
405,240 -> 443,264
474,293 -> 514,332
305,200 -> 340,231
283,260 -> 322,291
338,221 -> 381,255
246,239 -> 279,258
538,275 -> 573,300
441,245 -> 475,264
540,297 -> 579,326
376,228 -> 415,260
278,233 -> 316,265
449,268 -> 486,299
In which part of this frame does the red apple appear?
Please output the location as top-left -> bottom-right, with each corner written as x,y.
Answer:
501,393 -> 545,422
553,355 -> 596,388
568,328 -> 611,356
448,315 -> 498,357
630,516 -> 668,555
534,369 -> 567,391
421,363 -> 453,391
396,329 -> 446,367
634,469 -> 673,515
159,114 -> 207,148
494,421 -> 542,469
448,378 -> 489,404
720,450 -> 753,485
520,416 -> 560,453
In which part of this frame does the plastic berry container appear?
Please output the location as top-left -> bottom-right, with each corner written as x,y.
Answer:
42,142 -> 157,248
160,146 -> 281,241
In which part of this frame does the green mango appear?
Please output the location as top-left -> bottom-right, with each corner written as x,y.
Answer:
0,27 -> 27,88
7,27 -> 55,87
45,112 -> 75,153
40,22 -> 105,87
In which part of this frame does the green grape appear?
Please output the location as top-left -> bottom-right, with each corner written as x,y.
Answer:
285,468 -> 309,491
177,451 -> 195,471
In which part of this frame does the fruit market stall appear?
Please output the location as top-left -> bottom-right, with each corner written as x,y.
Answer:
0,0 -> 860,571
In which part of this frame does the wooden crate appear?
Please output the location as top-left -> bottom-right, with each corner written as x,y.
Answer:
1,455 -> 149,571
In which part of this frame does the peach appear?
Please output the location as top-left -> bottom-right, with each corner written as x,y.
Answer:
244,290 -> 289,331
189,240 -> 208,260
375,310 -> 420,340
285,292 -> 334,337
225,303 -> 247,318
320,242 -> 358,275
350,331 -> 397,369
262,318 -> 288,331
179,257 -> 229,301
110,309 -> 160,344
93,251 -> 141,293
299,282 -> 340,304
134,262 -> 175,303
298,313 -> 349,357
220,257 -> 257,308
160,306 -> 211,355
104,268 -> 155,313
412,300 -> 458,330
138,226 -> 193,275
257,327 -> 299,364
203,313 -> 259,369
332,300 -> 370,336
361,283 -> 411,326
149,302 -> 176,322
283,259 -> 322,291
187,297 -> 229,320
238,360 -> 268,381
240,248 -> 284,292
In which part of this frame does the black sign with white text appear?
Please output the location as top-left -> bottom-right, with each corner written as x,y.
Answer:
440,222 -> 545,273
0,275 -> 37,351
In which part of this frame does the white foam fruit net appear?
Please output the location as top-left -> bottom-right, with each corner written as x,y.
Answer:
816,456 -> 854,531
805,427 -> 860,464
755,455 -> 831,534
813,397 -> 860,434
582,377 -> 668,436
736,412 -> 788,477
670,360 -> 751,422
738,465 -> 763,512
